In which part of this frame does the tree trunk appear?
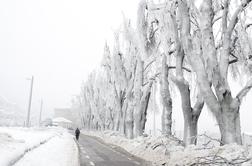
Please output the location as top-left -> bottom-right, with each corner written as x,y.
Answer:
134,110 -> 142,137
87,115 -> 91,130
125,105 -> 134,139
184,111 -> 200,145
173,79 -> 190,144
120,107 -> 126,135
140,91 -> 151,133
113,96 -> 122,132
160,54 -> 172,136
217,98 -> 242,145
134,81 -> 153,137
173,78 -> 203,146
114,109 -> 121,131
108,108 -> 114,130
134,56 -> 143,137
124,77 -> 135,139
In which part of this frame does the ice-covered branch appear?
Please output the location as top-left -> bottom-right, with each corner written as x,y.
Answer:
227,0 -> 252,36
236,78 -> 252,102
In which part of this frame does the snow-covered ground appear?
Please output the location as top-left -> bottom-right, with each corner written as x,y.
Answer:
14,131 -> 79,166
0,127 -> 79,166
82,130 -> 252,166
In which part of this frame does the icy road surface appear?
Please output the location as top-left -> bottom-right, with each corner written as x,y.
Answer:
78,134 -> 151,166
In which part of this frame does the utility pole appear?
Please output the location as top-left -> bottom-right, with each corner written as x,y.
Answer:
39,99 -> 43,126
26,76 -> 34,127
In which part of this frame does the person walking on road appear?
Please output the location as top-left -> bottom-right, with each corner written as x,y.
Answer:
75,128 -> 80,140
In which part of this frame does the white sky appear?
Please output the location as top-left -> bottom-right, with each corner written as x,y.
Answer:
1,0 -> 252,134
0,0 -> 138,119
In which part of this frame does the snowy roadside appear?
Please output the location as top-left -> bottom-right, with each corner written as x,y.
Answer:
82,130 -> 252,166
0,127 -> 79,166
14,131 -> 79,166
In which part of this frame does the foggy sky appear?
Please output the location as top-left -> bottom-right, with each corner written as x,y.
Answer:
1,0 -> 252,134
0,0 -> 138,119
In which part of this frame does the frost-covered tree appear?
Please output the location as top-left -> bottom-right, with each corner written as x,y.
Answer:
148,1 -> 204,145
101,26 -> 137,137
147,0 -> 252,145
78,0 -> 252,146
170,5 -> 204,146
176,0 -> 252,145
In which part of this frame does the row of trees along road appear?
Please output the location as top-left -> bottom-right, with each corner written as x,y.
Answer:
73,0 -> 252,146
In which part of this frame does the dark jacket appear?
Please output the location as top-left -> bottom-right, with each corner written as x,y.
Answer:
75,128 -> 80,136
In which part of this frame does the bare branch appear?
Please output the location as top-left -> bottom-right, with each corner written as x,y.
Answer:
227,0 -> 252,35
245,23 -> 252,30
229,53 -> 252,64
230,51 -> 238,59
192,96 -> 204,117
221,0 -> 251,81
143,72 -> 161,86
150,72 -> 161,81
229,52 -> 239,64
236,78 -> 252,102
193,154 -> 251,165
142,82 -> 149,87
222,0 -> 230,33
229,59 -> 238,64
144,59 -> 156,72
168,66 -> 191,72
143,41 -> 161,72
212,15 -> 222,25
198,133 -> 224,145
215,42 -> 222,50
190,18 -> 199,28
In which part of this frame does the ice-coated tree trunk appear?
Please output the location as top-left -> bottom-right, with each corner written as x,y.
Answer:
120,107 -> 126,134
125,105 -> 134,139
133,54 -> 153,137
160,54 -> 172,136
114,105 -> 121,131
140,82 -> 152,133
87,114 -> 91,130
108,108 -> 114,130
173,78 -> 203,146
214,95 -> 242,145
112,82 -> 122,132
134,80 -> 153,137
124,78 -> 135,139
134,56 -> 144,137
219,111 -> 242,145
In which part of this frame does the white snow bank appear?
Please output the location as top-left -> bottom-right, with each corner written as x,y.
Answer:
0,127 -> 64,166
14,132 -> 79,166
82,130 -> 252,166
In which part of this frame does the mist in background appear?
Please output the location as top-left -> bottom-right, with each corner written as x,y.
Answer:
0,0 -> 138,122
0,0 -> 252,134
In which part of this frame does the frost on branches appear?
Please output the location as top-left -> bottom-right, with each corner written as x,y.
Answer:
75,0 -> 252,148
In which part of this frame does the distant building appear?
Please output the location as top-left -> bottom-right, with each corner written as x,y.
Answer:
52,117 -> 73,129
54,108 -> 81,127
41,118 -> 53,127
